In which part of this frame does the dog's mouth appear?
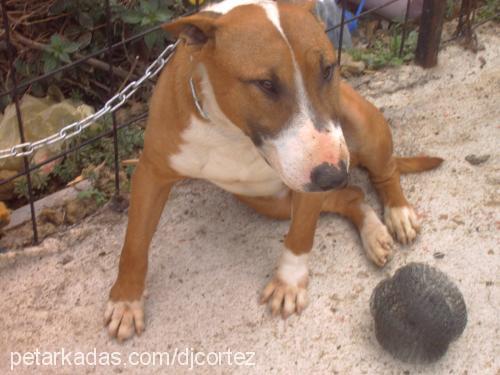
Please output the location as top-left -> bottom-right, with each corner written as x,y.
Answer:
258,146 -> 350,193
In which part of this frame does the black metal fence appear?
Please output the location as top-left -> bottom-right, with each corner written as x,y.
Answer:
0,0 -> 471,244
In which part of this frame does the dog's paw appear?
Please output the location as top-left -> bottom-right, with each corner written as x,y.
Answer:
104,299 -> 144,342
384,206 -> 420,245
260,276 -> 308,318
261,249 -> 309,318
360,208 -> 394,267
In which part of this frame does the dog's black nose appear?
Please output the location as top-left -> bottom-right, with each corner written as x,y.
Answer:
309,161 -> 348,191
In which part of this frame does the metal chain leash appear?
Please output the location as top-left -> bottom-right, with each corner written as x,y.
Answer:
0,40 -> 180,160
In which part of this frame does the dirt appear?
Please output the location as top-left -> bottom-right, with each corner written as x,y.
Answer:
0,22 -> 499,374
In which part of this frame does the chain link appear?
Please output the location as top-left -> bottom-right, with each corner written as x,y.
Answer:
0,40 -> 179,160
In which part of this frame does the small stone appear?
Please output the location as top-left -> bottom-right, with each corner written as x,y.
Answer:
357,271 -> 369,279
433,252 -> 445,259
61,254 -> 73,265
465,154 -> 490,165
39,207 -> 65,226
65,197 -> 98,225
42,237 -> 62,253
478,56 -> 486,68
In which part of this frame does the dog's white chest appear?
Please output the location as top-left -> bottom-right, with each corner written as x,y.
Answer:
169,117 -> 285,197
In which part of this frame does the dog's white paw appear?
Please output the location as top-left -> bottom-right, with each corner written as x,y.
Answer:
360,205 -> 394,267
261,249 -> 309,318
384,206 -> 420,245
104,299 -> 144,342
260,276 -> 309,318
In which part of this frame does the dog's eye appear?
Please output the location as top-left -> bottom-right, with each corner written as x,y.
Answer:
323,64 -> 335,82
256,80 -> 277,95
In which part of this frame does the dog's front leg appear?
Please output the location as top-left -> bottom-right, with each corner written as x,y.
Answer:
261,192 -> 324,318
339,81 -> 429,245
104,158 -> 180,341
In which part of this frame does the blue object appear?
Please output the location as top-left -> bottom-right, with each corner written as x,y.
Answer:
316,0 -> 353,49
344,0 -> 366,33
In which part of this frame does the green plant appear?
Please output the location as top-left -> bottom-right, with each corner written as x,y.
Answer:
52,158 -> 79,184
62,121 -> 144,176
477,0 -> 500,22
120,0 -> 175,50
446,0 -> 457,19
2,0 -> 184,110
350,29 -> 418,69
2,0 -> 174,205
117,126 -> 144,158
68,118 -> 144,168
42,34 -> 81,73
125,165 -> 136,179
77,188 -> 107,206
13,172 -> 50,200
10,119 -> 144,203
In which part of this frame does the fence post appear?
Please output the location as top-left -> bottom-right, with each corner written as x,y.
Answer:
104,0 -> 121,197
337,0 -> 347,64
1,0 -> 39,243
399,0 -> 411,58
415,0 -> 447,68
453,0 -> 479,50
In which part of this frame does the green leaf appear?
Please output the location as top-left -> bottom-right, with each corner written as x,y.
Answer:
78,12 -> 94,29
48,0 -> 67,15
144,31 -> 159,50
121,11 -> 143,24
77,31 -> 93,49
403,52 -> 414,61
64,42 -> 81,54
140,0 -> 155,13
59,52 -> 72,64
63,24 -> 84,39
391,57 -> 403,66
151,0 -> 161,11
50,34 -> 63,47
43,56 -> 58,73
156,9 -> 173,22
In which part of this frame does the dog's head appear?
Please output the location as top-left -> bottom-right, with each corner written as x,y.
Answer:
164,0 -> 349,192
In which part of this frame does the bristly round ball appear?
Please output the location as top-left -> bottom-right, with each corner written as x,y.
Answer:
370,263 -> 467,363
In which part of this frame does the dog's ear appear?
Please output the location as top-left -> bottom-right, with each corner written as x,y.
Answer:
163,11 -> 220,45
300,0 -> 317,15
301,0 -> 322,24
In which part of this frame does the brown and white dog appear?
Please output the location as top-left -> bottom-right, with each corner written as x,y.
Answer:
104,0 -> 443,341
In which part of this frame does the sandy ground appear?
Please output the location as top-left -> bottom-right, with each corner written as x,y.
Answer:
0,23 -> 499,375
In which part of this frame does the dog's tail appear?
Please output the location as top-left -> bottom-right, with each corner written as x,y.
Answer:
396,156 -> 444,174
